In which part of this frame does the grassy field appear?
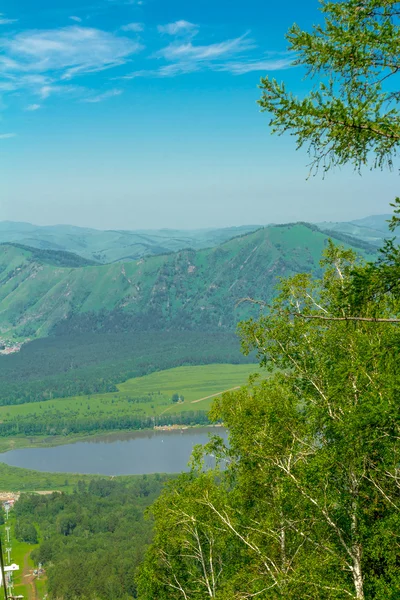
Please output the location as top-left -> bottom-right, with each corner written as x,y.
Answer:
0,512 -> 41,600
0,363 -> 258,423
0,462 -> 106,492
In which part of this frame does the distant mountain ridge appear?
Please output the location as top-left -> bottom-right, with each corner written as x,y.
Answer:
0,221 -> 261,264
0,215 -> 389,264
0,223 -> 377,343
317,214 -> 392,246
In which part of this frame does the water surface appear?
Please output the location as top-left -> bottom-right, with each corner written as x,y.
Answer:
0,427 -> 227,475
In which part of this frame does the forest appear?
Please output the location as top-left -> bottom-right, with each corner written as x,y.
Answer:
0,331 -> 251,405
12,476 -> 172,600
0,409 -> 211,437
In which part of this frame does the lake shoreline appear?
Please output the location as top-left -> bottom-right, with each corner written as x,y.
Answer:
0,422 -> 224,454
0,426 -> 228,477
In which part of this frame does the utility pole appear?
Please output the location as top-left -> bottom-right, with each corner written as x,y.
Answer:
5,550 -> 10,565
4,530 -> 10,545
0,537 -> 8,600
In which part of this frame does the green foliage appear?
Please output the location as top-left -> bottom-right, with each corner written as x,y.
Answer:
13,476 -> 172,600
15,520 -> 39,544
259,0 -> 400,173
139,244 -> 400,599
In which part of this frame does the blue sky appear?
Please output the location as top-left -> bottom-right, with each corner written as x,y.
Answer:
0,0 -> 396,229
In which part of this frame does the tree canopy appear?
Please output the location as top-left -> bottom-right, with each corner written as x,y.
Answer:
259,0 -> 400,173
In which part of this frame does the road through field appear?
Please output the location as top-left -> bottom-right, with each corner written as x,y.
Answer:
159,385 -> 241,416
191,386 -> 240,404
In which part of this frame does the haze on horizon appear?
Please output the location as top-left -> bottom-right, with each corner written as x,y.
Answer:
0,0 -> 396,230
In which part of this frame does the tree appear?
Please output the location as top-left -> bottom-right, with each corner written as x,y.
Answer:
15,521 -> 38,544
139,2 -> 400,598
259,0 -> 400,174
139,245 -> 400,599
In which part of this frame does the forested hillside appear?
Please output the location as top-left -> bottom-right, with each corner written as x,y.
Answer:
0,223 -> 375,342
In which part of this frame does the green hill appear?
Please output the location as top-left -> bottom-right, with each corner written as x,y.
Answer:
0,223 -> 376,343
0,221 -> 260,263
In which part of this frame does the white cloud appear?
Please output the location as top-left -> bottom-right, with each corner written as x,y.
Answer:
69,16 -> 82,23
121,22 -> 144,32
122,62 -> 200,79
26,103 -> 41,111
107,0 -> 144,4
1,26 -> 144,81
0,133 -> 16,139
38,84 -> 79,99
158,21 -> 197,36
0,81 -> 18,91
122,36 -> 294,80
0,17 -> 17,25
221,57 -> 294,74
155,34 -> 254,62
83,88 -> 123,103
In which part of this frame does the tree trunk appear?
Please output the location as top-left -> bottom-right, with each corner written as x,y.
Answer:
350,474 -> 364,600
352,542 -> 364,600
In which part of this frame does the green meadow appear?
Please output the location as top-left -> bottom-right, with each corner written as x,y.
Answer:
0,363 -> 258,423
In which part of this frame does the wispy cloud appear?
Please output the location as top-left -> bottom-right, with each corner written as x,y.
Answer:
122,28 -> 294,80
69,16 -> 82,23
0,14 -> 18,25
25,103 -> 41,111
220,57 -> 294,75
82,88 -> 123,103
158,21 -> 198,36
155,34 -> 254,62
107,0 -> 144,4
1,26 -> 144,81
0,133 -> 16,139
0,25 -> 144,103
38,84 -> 80,99
121,22 -> 144,32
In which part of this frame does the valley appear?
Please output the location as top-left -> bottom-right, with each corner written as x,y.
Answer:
0,215 -> 390,600
0,364 -> 258,452
0,221 -> 378,453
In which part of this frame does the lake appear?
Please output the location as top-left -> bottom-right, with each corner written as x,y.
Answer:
0,427 -> 227,476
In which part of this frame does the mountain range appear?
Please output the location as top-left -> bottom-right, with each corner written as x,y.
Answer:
0,222 -> 377,344
0,214 -> 390,264
0,221 -> 259,264
317,214 -> 392,246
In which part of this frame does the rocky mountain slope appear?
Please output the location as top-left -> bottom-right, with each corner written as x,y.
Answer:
0,223 -> 376,343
